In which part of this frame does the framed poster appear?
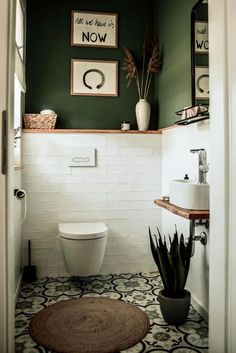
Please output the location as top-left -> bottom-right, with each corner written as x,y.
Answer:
71,59 -> 118,97
195,21 -> 208,54
71,11 -> 118,48
195,66 -> 209,100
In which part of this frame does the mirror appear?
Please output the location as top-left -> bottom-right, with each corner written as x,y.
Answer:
191,0 -> 209,106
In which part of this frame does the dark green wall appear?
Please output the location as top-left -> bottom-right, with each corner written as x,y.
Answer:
26,0 -> 199,130
25,0 -> 155,129
154,0 -> 197,128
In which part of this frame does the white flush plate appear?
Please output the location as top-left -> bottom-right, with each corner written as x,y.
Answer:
68,148 -> 96,167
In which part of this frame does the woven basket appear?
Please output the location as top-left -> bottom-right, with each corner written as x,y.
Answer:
23,114 -> 57,129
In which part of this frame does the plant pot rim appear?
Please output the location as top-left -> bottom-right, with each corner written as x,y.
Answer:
159,288 -> 191,299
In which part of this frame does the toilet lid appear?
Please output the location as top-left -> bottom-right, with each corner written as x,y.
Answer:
59,223 -> 108,240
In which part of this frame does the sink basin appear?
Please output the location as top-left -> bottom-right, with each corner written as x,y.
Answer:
169,179 -> 209,210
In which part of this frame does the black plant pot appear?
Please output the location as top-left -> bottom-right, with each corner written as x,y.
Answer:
159,289 -> 191,325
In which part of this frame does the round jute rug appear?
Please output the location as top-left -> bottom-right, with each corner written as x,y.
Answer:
29,297 -> 150,353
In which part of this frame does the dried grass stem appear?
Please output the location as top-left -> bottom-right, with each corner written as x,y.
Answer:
123,35 -> 160,100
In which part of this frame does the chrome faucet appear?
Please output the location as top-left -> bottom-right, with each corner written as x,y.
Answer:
190,148 -> 209,184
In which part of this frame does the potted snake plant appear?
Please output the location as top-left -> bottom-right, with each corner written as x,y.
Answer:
149,226 -> 193,325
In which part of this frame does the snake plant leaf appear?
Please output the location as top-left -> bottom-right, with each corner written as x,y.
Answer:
163,235 -> 167,249
149,229 -> 161,268
179,233 -> 185,263
176,251 -> 186,295
185,234 -> 193,260
168,233 -> 178,293
149,226 -> 192,298
168,235 -> 172,248
184,235 -> 193,284
171,229 -> 185,296
170,231 -> 178,266
149,228 -> 169,290
157,232 -> 174,294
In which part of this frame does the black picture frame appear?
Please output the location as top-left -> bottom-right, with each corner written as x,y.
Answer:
191,0 -> 209,106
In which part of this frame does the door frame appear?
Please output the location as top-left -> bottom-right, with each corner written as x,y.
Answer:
0,0 -> 15,351
1,0 -> 236,352
209,0 -> 236,351
224,0 -> 236,350
0,0 -> 10,350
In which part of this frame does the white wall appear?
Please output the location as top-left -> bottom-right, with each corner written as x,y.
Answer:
22,133 -> 162,277
13,75 -> 24,294
22,128 -> 210,313
162,121 -> 210,315
14,170 -> 22,292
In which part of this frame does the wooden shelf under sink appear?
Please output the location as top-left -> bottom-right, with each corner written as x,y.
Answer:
154,199 -> 210,220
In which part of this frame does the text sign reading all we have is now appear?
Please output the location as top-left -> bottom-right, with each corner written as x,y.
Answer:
71,11 -> 118,48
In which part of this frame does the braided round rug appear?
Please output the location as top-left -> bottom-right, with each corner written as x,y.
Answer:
29,297 -> 150,353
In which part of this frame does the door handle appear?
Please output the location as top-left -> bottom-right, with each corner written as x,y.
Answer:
1,110 -> 7,175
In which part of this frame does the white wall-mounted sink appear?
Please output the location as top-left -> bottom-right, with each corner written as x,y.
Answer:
169,179 -> 209,210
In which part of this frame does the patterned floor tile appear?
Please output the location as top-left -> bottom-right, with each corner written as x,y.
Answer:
15,272 -> 208,353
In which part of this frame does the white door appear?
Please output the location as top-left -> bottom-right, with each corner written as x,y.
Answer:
0,0 -> 10,349
209,0 -> 236,351
0,0 -> 15,352
224,0 -> 236,350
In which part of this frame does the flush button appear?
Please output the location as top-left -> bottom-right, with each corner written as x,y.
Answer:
68,148 -> 96,167
72,157 -> 83,163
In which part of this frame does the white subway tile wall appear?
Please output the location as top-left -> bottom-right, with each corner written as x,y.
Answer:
162,122 -> 210,314
22,133 -> 162,277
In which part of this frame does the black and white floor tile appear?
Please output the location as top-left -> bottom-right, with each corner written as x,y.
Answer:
15,272 -> 208,353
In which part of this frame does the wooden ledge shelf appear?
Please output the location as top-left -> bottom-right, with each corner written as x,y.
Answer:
22,124 -> 180,134
154,199 -> 210,220
23,129 -> 162,134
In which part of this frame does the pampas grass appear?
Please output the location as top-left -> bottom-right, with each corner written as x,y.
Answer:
123,47 -> 141,99
122,34 -> 160,100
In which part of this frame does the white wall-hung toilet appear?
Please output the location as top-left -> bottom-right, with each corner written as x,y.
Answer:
59,223 -> 108,276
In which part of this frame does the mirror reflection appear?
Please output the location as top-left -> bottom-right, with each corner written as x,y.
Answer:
191,0 -> 209,106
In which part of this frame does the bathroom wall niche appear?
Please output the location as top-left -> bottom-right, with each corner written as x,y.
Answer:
191,0 -> 209,106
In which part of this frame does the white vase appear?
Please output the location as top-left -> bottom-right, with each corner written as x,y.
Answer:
135,99 -> 151,131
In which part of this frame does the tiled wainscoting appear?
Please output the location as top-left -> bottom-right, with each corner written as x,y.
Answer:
22,133 -> 162,277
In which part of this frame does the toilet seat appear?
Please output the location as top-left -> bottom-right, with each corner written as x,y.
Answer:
59,223 -> 108,240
